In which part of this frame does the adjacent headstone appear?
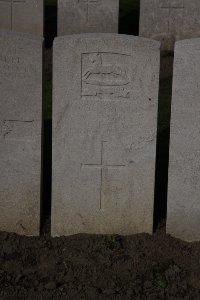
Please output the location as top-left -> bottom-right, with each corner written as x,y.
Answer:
0,0 -> 43,36
167,39 -> 200,242
140,0 -> 200,51
52,34 -> 160,236
0,30 -> 43,235
57,0 -> 119,36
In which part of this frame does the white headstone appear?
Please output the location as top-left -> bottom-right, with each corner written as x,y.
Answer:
0,0 -> 43,36
57,0 -> 119,36
140,0 -> 200,51
52,34 -> 160,236
167,38 -> 200,242
0,30 -> 43,235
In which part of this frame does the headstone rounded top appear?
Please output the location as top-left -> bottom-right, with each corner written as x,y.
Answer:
175,37 -> 200,48
54,33 -> 161,49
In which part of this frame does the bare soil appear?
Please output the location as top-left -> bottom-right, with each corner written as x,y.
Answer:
0,226 -> 200,300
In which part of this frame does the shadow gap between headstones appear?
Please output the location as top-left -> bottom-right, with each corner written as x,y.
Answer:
40,49 -> 53,236
119,0 -> 140,35
40,0 -> 57,235
153,51 -> 174,231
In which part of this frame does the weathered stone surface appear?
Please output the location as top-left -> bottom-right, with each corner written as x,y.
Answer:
0,0 -> 43,36
52,34 -> 160,236
167,39 -> 200,242
140,0 -> 200,51
57,0 -> 119,36
0,30 -> 43,235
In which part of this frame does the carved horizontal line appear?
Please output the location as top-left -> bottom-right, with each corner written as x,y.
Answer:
78,0 -> 99,2
3,138 -> 33,142
4,120 -> 34,123
81,95 -> 130,102
160,6 -> 184,9
0,0 -> 26,3
82,164 -> 126,169
81,52 -> 131,57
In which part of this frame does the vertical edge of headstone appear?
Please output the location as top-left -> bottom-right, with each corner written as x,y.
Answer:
0,30 -> 43,236
167,38 -> 200,242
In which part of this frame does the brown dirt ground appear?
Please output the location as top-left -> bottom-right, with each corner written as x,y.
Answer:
0,225 -> 200,300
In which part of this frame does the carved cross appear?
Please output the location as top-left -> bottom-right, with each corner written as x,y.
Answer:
78,0 -> 99,23
159,0 -> 184,9
0,0 -> 26,30
82,141 -> 126,209
159,0 -> 184,33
